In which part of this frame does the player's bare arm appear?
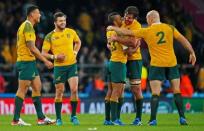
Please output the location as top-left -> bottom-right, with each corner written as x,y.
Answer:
41,49 -> 66,62
109,35 -> 140,48
176,34 -> 196,65
26,41 -> 53,69
73,39 -> 81,56
123,38 -> 141,56
107,26 -> 135,36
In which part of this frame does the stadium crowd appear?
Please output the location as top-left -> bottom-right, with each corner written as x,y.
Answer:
0,0 -> 204,97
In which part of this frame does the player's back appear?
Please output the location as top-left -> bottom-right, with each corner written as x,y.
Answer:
16,20 -> 36,62
143,23 -> 177,67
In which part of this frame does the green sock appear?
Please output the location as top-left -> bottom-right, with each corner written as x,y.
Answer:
55,102 -> 62,120
150,95 -> 159,121
136,98 -> 143,120
174,93 -> 185,118
117,98 -> 123,120
110,101 -> 118,121
32,96 -> 45,119
71,101 -> 78,117
13,96 -> 23,121
105,100 -> 111,121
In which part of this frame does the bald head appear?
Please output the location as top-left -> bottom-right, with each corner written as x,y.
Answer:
146,10 -> 160,26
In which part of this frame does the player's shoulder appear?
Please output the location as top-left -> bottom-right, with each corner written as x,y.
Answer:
106,30 -> 116,36
44,30 -> 55,41
133,20 -> 141,27
22,20 -> 34,33
65,28 -> 77,34
133,19 -> 141,25
162,23 -> 175,30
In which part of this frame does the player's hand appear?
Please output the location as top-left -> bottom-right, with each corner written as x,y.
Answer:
124,47 -> 137,56
107,35 -> 117,43
189,53 -> 196,66
123,48 -> 129,54
56,53 -> 66,62
107,43 -> 111,50
134,38 -> 141,50
107,26 -> 115,31
45,60 -> 53,69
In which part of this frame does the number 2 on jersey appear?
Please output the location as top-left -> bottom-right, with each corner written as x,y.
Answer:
156,31 -> 166,44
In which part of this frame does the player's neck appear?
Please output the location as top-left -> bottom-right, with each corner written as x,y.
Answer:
26,18 -> 35,26
151,21 -> 161,25
54,28 -> 64,32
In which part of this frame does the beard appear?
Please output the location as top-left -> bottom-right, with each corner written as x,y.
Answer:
124,20 -> 132,25
36,18 -> 40,23
33,17 -> 40,24
56,24 -> 66,30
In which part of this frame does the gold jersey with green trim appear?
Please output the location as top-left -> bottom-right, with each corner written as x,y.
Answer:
133,23 -> 181,67
16,20 -> 36,61
121,19 -> 142,60
106,31 -> 127,64
42,28 -> 80,66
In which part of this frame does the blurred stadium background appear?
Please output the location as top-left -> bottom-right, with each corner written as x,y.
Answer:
0,0 -> 204,115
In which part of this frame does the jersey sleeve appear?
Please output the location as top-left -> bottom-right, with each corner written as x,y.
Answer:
106,31 -> 111,39
42,34 -> 52,51
24,22 -> 35,42
133,28 -> 147,38
73,30 -> 80,42
173,27 -> 182,39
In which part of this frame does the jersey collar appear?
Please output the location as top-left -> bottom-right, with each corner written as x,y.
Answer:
25,20 -> 33,26
151,22 -> 161,25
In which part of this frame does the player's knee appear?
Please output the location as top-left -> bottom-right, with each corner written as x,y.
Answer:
71,88 -> 78,95
56,87 -> 64,98
32,87 -> 41,94
105,93 -> 111,99
55,91 -> 63,99
16,87 -> 27,99
111,91 -> 120,100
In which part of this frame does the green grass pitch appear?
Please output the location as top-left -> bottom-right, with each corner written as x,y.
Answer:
0,113 -> 204,131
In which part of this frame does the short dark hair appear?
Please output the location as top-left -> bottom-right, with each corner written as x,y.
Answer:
53,12 -> 67,21
125,6 -> 139,18
26,5 -> 39,16
108,12 -> 120,25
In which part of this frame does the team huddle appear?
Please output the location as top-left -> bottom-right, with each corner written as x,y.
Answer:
105,6 -> 196,126
12,4 -> 196,126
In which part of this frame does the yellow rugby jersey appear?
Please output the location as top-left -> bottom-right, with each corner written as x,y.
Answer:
133,23 -> 181,67
122,20 -> 142,60
16,20 -> 36,61
42,28 -> 80,66
107,31 -> 127,64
